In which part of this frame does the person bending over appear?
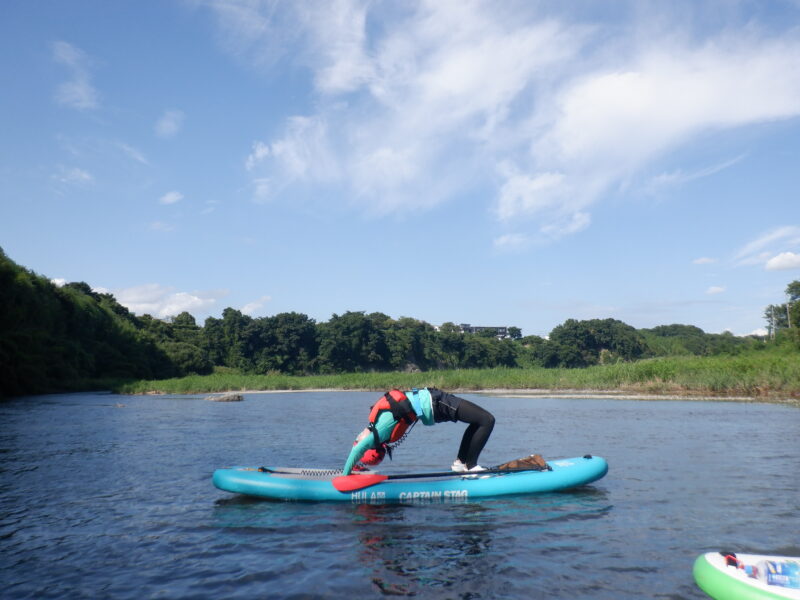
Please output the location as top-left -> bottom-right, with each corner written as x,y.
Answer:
342,388 -> 495,475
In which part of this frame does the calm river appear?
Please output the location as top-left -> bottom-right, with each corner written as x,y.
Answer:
1,391 -> 798,598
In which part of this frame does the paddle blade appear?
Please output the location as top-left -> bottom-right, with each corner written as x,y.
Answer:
332,473 -> 388,492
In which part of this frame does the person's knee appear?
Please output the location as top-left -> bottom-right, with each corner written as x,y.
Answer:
484,413 -> 495,430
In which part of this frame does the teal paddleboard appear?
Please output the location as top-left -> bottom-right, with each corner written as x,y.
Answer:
212,455 -> 608,503
694,552 -> 800,600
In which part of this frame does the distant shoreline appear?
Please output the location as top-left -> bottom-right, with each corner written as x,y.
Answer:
179,387 -> 800,406
117,353 -> 800,406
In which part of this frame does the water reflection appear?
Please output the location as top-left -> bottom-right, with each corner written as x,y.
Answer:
349,489 -> 612,597
208,487 -> 612,596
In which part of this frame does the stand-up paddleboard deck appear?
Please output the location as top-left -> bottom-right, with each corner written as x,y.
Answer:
694,552 -> 800,600
213,455 -> 608,503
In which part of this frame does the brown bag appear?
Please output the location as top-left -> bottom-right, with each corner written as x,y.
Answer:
496,454 -> 549,471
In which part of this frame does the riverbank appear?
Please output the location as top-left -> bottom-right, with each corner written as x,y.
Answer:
114,351 -> 800,405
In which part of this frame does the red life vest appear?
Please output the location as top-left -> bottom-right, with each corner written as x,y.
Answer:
367,389 -> 417,445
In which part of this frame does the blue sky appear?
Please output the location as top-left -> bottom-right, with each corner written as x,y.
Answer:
2,1 -> 799,337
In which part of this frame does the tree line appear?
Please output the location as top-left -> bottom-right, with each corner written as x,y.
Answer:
1,247 -> 797,398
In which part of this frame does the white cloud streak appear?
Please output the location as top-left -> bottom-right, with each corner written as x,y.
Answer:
646,155 -> 745,193
117,142 -> 149,165
155,109 -> 185,138
52,41 -> 99,110
159,191 -> 184,205
53,166 -> 94,185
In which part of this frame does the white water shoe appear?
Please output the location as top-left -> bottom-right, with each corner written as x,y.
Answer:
451,459 -> 468,472
461,465 -> 489,479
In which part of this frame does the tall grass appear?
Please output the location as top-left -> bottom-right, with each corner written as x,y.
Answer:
115,349 -> 800,400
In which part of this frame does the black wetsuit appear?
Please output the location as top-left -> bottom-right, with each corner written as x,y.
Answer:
429,388 -> 495,469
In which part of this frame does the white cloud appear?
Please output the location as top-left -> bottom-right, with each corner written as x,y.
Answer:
155,109 -> 185,138
241,295 -> 272,316
693,257 -> 717,265
201,200 -> 218,215
251,178 -> 272,202
493,233 -> 529,251
159,190 -> 184,205
765,252 -> 800,271
149,221 -> 174,232
515,37 -> 800,232
51,278 -> 67,287
53,166 -> 94,185
245,115 -> 339,202
706,286 -> 726,295
204,2 -> 800,239
303,0 -> 373,94
114,283 -> 225,318
52,41 -> 99,110
245,141 -> 270,171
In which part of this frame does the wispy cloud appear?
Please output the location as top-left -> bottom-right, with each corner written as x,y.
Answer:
149,221 -> 175,232
493,233 -> 530,251
155,109 -> 185,138
646,155 -> 745,193
159,191 -> 184,205
52,41 -> 99,110
204,2 -> 800,240
117,142 -> 149,165
706,286 -> 725,295
53,166 -> 94,185
201,200 -> 219,215
735,226 -> 800,268
693,257 -> 717,265
114,283 -> 226,318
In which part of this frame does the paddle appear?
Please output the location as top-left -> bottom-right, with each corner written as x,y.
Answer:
332,465 -> 550,492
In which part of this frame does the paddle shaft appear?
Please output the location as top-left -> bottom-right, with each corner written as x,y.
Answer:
331,464 -> 552,491
371,466 -> 549,480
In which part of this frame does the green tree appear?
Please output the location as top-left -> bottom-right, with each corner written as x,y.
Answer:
385,317 -> 435,371
549,318 -> 647,367
316,311 -> 389,373
428,322 -> 465,369
242,312 -> 318,374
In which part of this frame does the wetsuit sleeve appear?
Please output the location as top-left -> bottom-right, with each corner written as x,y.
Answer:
342,412 -> 397,475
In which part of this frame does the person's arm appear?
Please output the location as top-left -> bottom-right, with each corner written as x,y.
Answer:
342,412 -> 397,475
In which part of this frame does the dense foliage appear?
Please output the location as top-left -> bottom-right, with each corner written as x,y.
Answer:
1,248 -> 797,398
0,250 -> 179,397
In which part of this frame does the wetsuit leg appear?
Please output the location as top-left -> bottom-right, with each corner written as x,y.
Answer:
454,399 -> 495,469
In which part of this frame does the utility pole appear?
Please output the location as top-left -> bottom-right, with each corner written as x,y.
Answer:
771,305 -> 776,340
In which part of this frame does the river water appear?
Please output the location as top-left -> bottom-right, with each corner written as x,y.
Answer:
1,391 -> 798,599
